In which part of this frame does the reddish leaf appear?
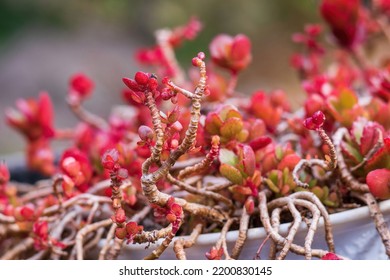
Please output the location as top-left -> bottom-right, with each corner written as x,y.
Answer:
366,169 -> 390,199
366,138 -> 390,172
360,122 -> 384,156
277,154 -> 301,171
205,113 -> 223,135
249,136 -> 272,151
240,145 -> 256,176
231,185 -> 252,195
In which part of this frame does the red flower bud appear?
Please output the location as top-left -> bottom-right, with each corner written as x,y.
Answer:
312,110 -> 326,126
61,157 -> 81,177
303,111 -> 325,130
114,208 -> 126,224
197,52 -> 205,60
192,57 -> 202,67
162,77 -> 170,85
101,149 -> 119,170
171,203 -> 183,217
134,71 -> 149,86
138,125 -> 154,141
117,168 -> 129,180
148,76 -> 158,90
205,246 -> 224,260
115,227 -> 127,239
126,221 -> 143,235
122,78 -> 140,91
321,252 -> 342,260
166,213 -> 177,223
70,73 -> 94,98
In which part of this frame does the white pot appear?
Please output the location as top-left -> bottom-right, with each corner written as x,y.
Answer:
115,199 -> 390,260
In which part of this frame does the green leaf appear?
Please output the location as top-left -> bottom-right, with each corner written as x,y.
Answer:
341,141 -> 363,164
219,105 -> 241,121
265,178 -> 280,193
220,117 -> 243,140
218,148 -> 238,165
351,117 -> 366,146
219,164 -> 243,185
330,88 -> 358,111
275,146 -> 283,161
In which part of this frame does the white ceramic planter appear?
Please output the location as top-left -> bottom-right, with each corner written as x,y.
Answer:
116,199 -> 390,260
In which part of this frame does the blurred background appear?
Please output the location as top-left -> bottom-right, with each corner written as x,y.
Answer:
0,0 -> 322,155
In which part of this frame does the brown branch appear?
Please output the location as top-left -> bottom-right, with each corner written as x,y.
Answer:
269,207 -> 283,259
215,218 -> 236,260
145,91 -> 165,164
333,128 -> 369,193
317,128 -> 337,171
143,227 -> 178,260
43,194 -> 111,216
165,80 -> 194,99
155,29 -> 185,83
173,223 -> 204,260
258,191 -> 336,259
75,218 -> 112,260
84,227 -> 105,252
105,206 -> 151,260
231,206 -> 250,259
0,237 -> 34,260
167,173 -> 233,210
52,175 -> 64,212
98,224 -> 116,260
133,225 -> 172,244
67,98 -> 108,130
20,186 -> 53,203
293,127 -> 337,188
290,191 -> 335,252
292,159 -> 328,188
178,135 -> 220,179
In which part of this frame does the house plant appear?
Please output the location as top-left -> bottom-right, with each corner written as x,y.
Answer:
0,0 -> 389,260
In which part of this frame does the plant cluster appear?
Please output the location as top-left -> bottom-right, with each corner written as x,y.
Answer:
0,0 -> 389,260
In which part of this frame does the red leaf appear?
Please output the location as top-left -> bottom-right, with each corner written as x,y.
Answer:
321,252 -> 343,260
249,136 -> 272,151
320,0 -> 363,49
366,169 -> 390,199
240,145 -> 256,176
360,122 -> 384,156
366,138 -> 390,171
